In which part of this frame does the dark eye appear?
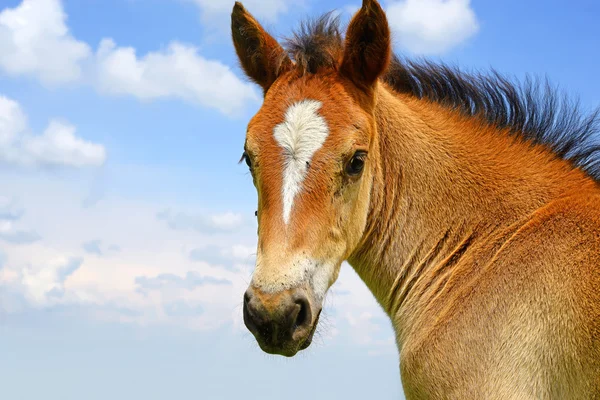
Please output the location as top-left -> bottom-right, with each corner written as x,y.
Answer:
345,151 -> 367,176
239,152 -> 253,170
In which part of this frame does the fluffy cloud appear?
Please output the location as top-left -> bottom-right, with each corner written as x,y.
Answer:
189,244 -> 255,270
2,256 -> 83,308
0,95 -> 106,167
0,196 -> 24,220
0,164 -> 393,348
82,240 -> 120,256
157,209 -> 245,234
94,39 -> 258,116
387,0 -> 479,54
0,196 -> 40,244
82,240 -> 102,256
136,271 -> 231,294
0,0 -> 91,85
0,220 -> 40,244
0,0 -> 259,115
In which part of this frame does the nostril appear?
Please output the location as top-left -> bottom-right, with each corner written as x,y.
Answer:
294,296 -> 311,329
243,290 -> 260,336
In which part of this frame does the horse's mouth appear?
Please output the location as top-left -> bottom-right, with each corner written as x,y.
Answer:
300,309 -> 322,351
253,308 -> 322,357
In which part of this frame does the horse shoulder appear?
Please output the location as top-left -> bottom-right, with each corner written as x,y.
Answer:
399,192 -> 600,399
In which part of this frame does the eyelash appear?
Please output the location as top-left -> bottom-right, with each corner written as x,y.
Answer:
239,152 -> 253,170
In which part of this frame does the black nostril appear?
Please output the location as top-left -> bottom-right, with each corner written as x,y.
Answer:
293,296 -> 311,330
244,290 -> 251,306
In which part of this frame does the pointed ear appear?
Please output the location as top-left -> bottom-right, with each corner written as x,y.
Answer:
231,2 -> 293,93
340,0 -> 391,91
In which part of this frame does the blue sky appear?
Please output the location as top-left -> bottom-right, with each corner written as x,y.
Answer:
0,1 -> 598,399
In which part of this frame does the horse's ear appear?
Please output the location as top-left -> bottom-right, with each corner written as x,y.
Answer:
231,2 -> 293,93
340,0 -> 391,91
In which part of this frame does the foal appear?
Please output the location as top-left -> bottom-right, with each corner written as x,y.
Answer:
232,0 -> 600,398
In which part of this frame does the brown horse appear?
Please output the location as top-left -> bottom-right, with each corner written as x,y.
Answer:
231,0 -> 600,398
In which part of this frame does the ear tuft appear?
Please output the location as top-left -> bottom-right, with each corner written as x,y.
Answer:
231,3 -> 292,93
340,0 -> 391,91
232,2 -> 245,13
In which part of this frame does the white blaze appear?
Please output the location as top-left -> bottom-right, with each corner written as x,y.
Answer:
273,100 -> 329,224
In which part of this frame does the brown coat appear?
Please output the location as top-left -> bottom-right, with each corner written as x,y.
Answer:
232,0 -> 600,397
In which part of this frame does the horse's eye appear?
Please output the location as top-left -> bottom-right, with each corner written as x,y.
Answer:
240,152 -> 253,170
345,151 -> 367,176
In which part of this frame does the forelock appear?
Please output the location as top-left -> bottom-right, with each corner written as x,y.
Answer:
284,12 -> 344,75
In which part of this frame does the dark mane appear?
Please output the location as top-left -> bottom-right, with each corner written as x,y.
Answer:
283,13 -> 600,182
284,12 -> 343,75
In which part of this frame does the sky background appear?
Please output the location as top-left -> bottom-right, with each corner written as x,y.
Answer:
0,1 -> 598,399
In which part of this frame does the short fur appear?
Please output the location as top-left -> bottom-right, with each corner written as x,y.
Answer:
284,14 -> 600,181
232,0 -> 600,398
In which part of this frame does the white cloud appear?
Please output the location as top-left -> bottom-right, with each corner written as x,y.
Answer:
0,181 -> 254,330
0,0 -> 258,115
135,271 -> 231,293
189,243 -> 255,270
0,219 -> 40,244
211,212 -> 245,231
0,95 -> 106,167
157,209 -> 245,233
21,120 -> 107,167
231,244 -> 256,261
22,256 -> 82,303
82,239 -> 121,256
82,239 -> 102,256
0,165 -> 394,346
1,256 -> 83,308
387,0 -> 479,54
94,39 -> 258,116
0,196 -> 24,220
0,0 -> 91,85
0,196 -> 40,244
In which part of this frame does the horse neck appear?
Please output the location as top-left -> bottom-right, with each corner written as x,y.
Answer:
348,83 -> 597,338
